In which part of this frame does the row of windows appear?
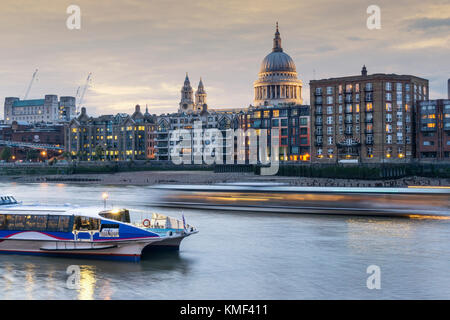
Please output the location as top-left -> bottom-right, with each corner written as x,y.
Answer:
315,83 -> 424,95
0,214 -> 74,232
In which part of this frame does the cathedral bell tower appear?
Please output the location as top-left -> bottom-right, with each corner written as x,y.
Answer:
179,73 -> 194,112
195,78 -> 207,111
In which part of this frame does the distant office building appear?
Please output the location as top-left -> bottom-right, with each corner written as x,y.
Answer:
65,105 -> 157,161
416,99 -> 450,160
4,95 -> 76,124
309,66 -> 429,163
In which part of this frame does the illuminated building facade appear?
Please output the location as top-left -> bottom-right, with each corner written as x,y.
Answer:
416,99 -> 450,160
310,67 -> 429,163
65,105 -> 157,161
240,105 -> 311,162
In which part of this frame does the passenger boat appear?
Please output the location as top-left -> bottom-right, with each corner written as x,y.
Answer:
0,196 -> 198,262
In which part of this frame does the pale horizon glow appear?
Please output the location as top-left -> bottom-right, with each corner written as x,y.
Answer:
0,0 -> 449,118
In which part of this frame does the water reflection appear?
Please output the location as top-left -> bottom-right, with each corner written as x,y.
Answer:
78,266 -> 97,300
1,182 -> 450,299
25,263 -> 35,300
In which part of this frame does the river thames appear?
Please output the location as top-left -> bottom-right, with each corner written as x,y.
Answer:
1,182 -> 450,299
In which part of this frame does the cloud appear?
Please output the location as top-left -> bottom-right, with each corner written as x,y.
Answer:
0,0 -> 449,119
393,35 -> 450,50
406,17 -> 450,31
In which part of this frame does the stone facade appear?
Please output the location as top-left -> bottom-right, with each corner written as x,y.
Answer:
253,23 -> 303,107
155,109 -> 239,162
65,105 -> 157,161
4,95 -> 76,124
179,74 -> 207,113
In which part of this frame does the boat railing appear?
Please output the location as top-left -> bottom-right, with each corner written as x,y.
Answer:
0,196 -> 18,206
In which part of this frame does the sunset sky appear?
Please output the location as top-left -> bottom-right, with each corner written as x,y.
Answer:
0,0 -> 449,118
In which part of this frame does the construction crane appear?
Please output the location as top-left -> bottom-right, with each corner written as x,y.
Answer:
23,69 -> 39,100
76,73 -> 92,115
75,86 -> 81,100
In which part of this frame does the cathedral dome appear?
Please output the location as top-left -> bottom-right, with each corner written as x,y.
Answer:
260,51 -> 296,73
253,23 -> 303,107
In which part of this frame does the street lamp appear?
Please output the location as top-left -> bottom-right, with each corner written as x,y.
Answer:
102,192 -> 109,209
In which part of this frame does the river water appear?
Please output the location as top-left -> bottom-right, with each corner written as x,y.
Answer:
0,182 -> 450,299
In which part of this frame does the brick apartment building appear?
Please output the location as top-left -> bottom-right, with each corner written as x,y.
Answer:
65,105 -> 157,161
309,66 -> 429,163
416,99 -> 450,160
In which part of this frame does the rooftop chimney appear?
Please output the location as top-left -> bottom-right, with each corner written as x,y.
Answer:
361,65 -> 367,76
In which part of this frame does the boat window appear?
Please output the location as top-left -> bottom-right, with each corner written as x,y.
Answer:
47,215 -> 59,232
14,215 -> 27,229
99,209 -> 130,223
23,215 -> 46,231
24,215 -> 34,230
34,215 -> 48,231
74,216 -> 100,231
5,215 -> 15,230
0,214 -> 74,233
57,216 -> 72,232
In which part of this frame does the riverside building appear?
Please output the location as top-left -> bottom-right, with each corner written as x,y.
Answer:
416,99 -> 450,160
238,23 -> 310,163
309,66 -> 429,163
65,105 -> 157,161
155,74 -> 239,161
4,95 -> 76,124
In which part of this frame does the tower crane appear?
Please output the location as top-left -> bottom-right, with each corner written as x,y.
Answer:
76,73 -> 92,115
23,69 -> 39,100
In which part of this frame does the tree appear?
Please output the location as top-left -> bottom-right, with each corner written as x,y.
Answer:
62,151 -> 72,162
26,149 -> 39,162
0,147 -> 12,162
95,144 -> 104,161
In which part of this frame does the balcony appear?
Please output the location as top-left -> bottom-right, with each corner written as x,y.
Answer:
314,142 -> 323,147
365,140 -> 374,145
364,129 -> 373,134
344,130 -> 353,135
345,119 -> 353,124
444,121 -> 450,131
315,110 -> 323,115
315,121 -> 323,126
315,131 -> 323,136
364,118 -> 373,123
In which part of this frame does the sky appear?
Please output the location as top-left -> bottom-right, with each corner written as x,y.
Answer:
0,0 -> 449,118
